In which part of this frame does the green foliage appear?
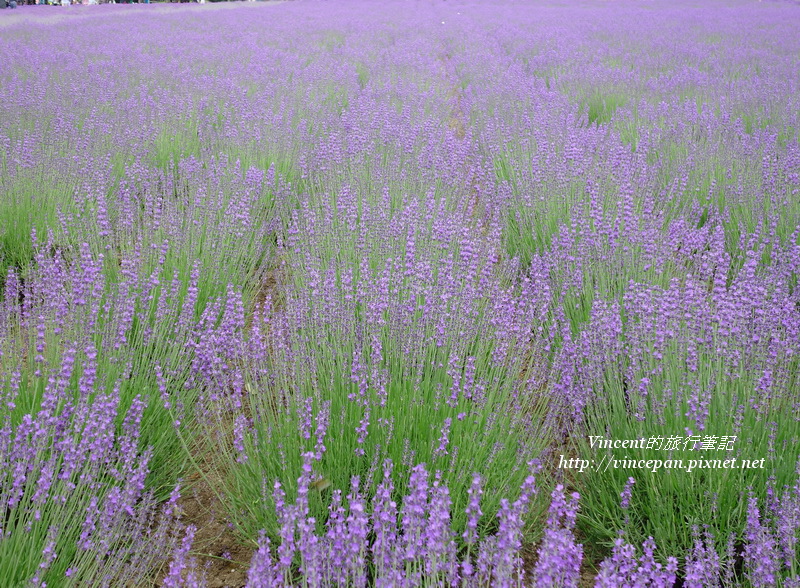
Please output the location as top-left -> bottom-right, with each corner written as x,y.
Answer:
576,340 -> 800,560
583,91 -> 626,126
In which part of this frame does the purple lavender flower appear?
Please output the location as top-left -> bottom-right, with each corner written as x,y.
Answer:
246,531 -> 278,588
744,494 -> 780,587
532,485 -> 583,587
401,463 -> 430,561
595,536 -> 677,588
162,525 -> 198,588
463,473 -> 484,547
684,527 -> 721,588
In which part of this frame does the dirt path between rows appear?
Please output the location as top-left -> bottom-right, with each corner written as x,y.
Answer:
171,421 -> 254,588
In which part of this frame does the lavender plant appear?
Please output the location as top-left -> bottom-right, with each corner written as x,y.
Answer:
213,196 -> 556,544
242,455 -> 541,587
575,233 -> 800,561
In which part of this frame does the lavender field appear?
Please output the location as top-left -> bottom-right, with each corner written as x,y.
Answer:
1,0 -> 800,586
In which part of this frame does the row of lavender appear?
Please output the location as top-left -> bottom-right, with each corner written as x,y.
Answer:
1,0 -> 799,585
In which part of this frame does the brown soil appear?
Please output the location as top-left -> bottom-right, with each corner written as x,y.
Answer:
177,463 -> 253,587
580,563 -> 599,587
248,253 -> 288,330
153,415 -> 255,588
